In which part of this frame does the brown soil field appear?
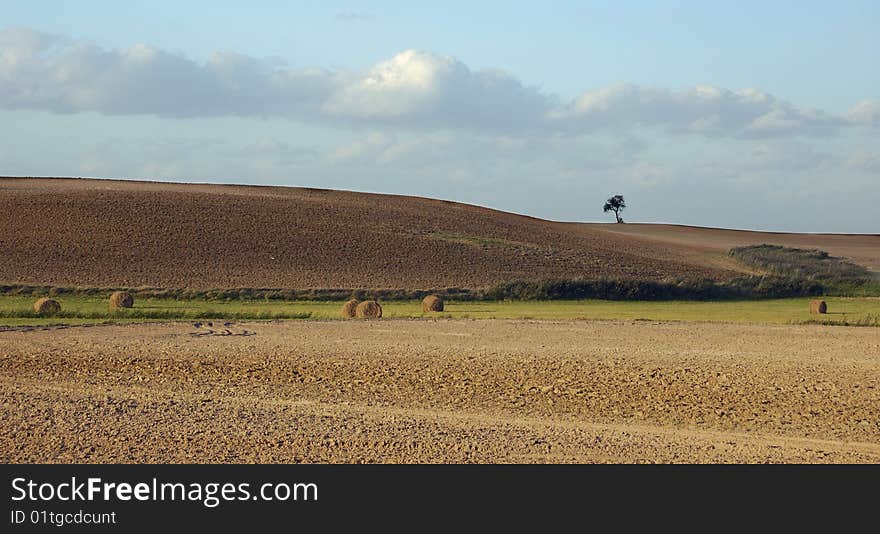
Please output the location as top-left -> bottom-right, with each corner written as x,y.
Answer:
580,223 -> 880,270
4,177 -> 875,290
2,320 -> 878,463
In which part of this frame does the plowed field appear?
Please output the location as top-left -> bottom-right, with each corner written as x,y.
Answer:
2,320 -> 877,463
5,177 -> 868,290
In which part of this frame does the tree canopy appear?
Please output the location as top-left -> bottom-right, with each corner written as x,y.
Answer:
603,195 -> 626,223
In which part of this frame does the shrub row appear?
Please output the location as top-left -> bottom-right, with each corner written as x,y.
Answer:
481,276 -> 832,301
2,276 -> 870,302
729,244 -> 873,283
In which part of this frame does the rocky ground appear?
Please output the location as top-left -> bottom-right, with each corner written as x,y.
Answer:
2,319 -> 878,463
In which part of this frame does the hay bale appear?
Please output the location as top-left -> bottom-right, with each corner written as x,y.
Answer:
109,291 -> 134,309
33,298 -> 61,316
355,300 -> 383,319
809,299 -> 827,314
422,295 -> 444,312
341,298 -> 360,319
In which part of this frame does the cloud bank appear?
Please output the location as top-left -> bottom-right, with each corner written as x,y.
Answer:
2,28 -> 875,138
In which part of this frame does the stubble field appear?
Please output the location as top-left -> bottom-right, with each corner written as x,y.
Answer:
2,295 -> 878,327
2,319 -> 878,463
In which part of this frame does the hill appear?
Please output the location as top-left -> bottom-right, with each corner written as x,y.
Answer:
1,177 -> 876,290
579,223 -> 879,270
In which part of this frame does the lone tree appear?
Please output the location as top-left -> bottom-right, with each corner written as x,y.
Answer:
603,195 -> 626,223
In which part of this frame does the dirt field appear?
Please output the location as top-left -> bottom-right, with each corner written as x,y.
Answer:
6,177 -> 876,291
0,177 -> 735,289
2,319 -> 878,463
580,223 -> 880,270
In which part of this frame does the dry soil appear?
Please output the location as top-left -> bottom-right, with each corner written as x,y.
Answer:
2,319 -> 877,463
9,177 -> 878,290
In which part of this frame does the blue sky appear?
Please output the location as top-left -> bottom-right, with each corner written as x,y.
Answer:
2,1 -> 878,231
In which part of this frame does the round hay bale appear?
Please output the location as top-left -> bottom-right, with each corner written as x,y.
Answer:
109,291 -> 134,309
33,298 -> 61,316
355,300 -> 383,319
809,299 -> 827,314
341,298 -> 360,319
421,294 -> 444,312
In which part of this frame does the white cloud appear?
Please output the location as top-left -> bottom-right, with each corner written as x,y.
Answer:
553,83 -> 842,138
323,51 -> 466,117
846,100 -> 880,126
322,49 -> 549,131
0,28 -> 344,119
0,27 -> 875,140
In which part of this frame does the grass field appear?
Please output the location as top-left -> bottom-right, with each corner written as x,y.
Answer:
1,295 -> 878,327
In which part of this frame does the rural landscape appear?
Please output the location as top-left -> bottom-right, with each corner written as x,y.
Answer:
1,177 -> 878,463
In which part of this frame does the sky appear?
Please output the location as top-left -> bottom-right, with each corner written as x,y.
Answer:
2,1 -> 878,232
